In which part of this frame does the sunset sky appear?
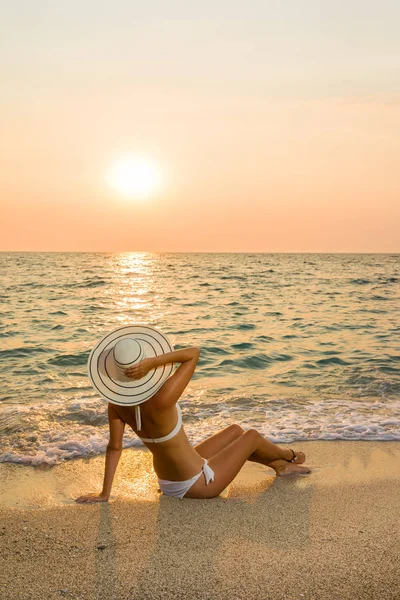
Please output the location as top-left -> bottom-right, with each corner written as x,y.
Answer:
1,1 -> 399,252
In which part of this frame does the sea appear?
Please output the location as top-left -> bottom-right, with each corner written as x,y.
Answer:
0,252 -> 399,466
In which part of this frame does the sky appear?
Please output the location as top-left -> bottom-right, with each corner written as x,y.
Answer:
1,1 -> 399,252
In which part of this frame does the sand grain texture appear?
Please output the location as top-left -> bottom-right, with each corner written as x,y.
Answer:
1,441 -> 399,600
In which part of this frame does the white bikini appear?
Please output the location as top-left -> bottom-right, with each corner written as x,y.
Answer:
134,403 -> 214,499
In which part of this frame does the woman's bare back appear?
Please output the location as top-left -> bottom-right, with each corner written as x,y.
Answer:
112,401 -> 204,481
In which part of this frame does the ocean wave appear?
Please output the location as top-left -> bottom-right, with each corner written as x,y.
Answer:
316,357 -> 351,366
1,396 -> 399,466
77,279 -> 108,288
377,276 -> 398,284
350,279 -> 371,284
201,346 -> 231,356
220,353 -> 274,369
231,342 -> 254,350
254,335 -> 275,342
0,346 -> 52,358
182,301 -> 211,307
387,354 -> 400,362
47,352 -> 89,366
64,277 -> 108,289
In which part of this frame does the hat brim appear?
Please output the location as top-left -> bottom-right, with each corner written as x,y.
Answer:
88,325 -> 174,406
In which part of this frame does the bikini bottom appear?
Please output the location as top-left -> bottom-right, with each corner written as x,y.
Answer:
157,459 -> 215,499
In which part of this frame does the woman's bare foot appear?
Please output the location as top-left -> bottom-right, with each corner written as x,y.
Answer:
282,449 -> 306,464
292,451 -> 305,464
270,459 -> 311,476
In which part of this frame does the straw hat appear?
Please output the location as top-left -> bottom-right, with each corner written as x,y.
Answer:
87,325 -> 174,406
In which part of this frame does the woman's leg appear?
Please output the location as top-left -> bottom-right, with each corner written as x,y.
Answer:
185,429 -> 311,499
194,424 -> 244,458
248,435 -> 305,465
194,425 -> 305,465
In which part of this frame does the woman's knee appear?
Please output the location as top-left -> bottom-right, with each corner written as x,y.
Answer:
228,424 -> 244,435
242,428 -> 261,448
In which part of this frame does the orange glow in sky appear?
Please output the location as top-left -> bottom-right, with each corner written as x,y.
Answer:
1,2 -> 399,252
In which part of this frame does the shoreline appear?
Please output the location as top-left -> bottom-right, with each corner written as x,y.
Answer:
1,441 -> 400,599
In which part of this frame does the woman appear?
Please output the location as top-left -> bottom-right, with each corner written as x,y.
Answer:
76,326 -> 311,504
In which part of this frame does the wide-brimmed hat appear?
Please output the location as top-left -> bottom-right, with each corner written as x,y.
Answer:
87,325 -> 174,407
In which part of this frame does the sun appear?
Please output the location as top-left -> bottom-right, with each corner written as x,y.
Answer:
106,155 -> 162,199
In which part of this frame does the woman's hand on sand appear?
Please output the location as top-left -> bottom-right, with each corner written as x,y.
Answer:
75,493 -> 109,504
124,357 -> 154,380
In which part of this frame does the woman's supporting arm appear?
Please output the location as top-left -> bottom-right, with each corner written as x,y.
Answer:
75,404 -> 125,503
75,445 -> 122,503
101,403 -> 125,498
101,444 -> 122,499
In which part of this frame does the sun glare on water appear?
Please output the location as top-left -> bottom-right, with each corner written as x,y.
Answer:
106,156 -> 163,199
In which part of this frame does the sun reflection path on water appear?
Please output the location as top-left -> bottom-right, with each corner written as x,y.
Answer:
109,252 -> 170,326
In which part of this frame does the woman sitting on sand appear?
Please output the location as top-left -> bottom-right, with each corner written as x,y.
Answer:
76,325 -> 311,504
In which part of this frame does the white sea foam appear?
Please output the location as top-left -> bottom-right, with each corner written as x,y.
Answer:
1,395 -> 399,465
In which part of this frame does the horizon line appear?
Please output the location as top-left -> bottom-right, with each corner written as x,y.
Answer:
0,251 -> 398,255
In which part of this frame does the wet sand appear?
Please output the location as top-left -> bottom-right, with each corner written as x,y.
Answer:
1,441 -> 399,600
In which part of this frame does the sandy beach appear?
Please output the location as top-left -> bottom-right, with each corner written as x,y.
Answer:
1,441 -> 399,600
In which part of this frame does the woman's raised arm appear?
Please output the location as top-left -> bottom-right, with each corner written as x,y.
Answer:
123,347 -> 200,380
152,346 -> 200,367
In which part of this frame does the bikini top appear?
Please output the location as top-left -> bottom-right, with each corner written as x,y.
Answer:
135,403 -> 182,444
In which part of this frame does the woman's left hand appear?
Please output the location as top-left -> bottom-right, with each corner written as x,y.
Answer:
75,493 -> 109,504
124,357 -> 155,380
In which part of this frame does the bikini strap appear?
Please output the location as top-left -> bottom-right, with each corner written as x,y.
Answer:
139,404 -> 182,444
